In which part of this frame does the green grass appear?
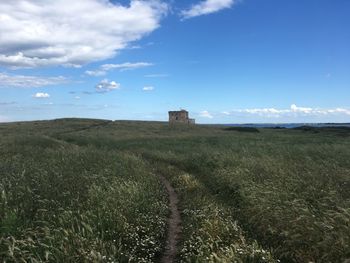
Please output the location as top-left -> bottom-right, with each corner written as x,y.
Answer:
0,120 -> 168,262
1,119 -> 349,262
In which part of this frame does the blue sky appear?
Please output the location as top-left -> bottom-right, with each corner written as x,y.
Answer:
0,0 -> 349,123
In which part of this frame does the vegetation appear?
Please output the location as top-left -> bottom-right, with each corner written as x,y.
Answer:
1,119 -> 349,262
222,126 -> 260,133
0,119 -> 168,262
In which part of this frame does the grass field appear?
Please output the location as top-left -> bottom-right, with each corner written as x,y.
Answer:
0,119 -> 349,262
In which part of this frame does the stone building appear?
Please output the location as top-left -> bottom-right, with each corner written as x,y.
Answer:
168,109 -> 195,124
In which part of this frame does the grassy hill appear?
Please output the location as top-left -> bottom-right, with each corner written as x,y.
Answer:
0,119 -> 349,262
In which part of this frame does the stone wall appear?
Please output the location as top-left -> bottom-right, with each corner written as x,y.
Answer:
168,110 -> 195,124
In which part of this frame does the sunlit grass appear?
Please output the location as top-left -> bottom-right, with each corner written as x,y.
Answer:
1,119 -> 349,262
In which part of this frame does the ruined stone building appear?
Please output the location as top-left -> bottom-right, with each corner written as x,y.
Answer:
168,109 -> 195,124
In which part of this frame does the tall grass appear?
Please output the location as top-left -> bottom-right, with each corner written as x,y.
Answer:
0,131 -> 168,262
1,119 -> 349,262
138,130 -> 350,262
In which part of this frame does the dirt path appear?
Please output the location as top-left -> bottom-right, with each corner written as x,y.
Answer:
159,175 -> 182,263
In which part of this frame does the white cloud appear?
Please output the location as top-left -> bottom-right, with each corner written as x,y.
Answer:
85,70 -> 106,77
74,96 -> 80,100
224,104 -> 350,118
127,45 -> 142,50
33,92 -> 50,98
0,0 -> 168,68
0,115 -> 9,122
200,110 -> 214,119
181,0 -> 235,19
238,108 -> 284,117
290,104 -> 313,113
0,72 -> 66,88
144,73 -> 169,78
86,62 -> 153,76
101,62 -> 153,72
143,86 -> 155,91
95,79 -> 121,93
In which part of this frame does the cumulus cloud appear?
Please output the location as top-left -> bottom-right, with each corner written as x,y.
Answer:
181,0 -> 235,19
200,110 -> 214,119
290,104 -> 312,113
33,92 -> 50,98
223,104 -> 350,118
0,0 -> 168,68
95,79 -> 121,93
0,72 -> 66,88
86,62 -> 153,76
143,86 -> 155,91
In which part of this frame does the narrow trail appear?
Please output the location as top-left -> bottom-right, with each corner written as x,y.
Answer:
159,175 -> 182,263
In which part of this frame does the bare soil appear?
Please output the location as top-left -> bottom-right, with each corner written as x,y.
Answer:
159,175 -> 182,263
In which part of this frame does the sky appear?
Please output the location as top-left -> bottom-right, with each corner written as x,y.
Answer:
0,0 -> 349,124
